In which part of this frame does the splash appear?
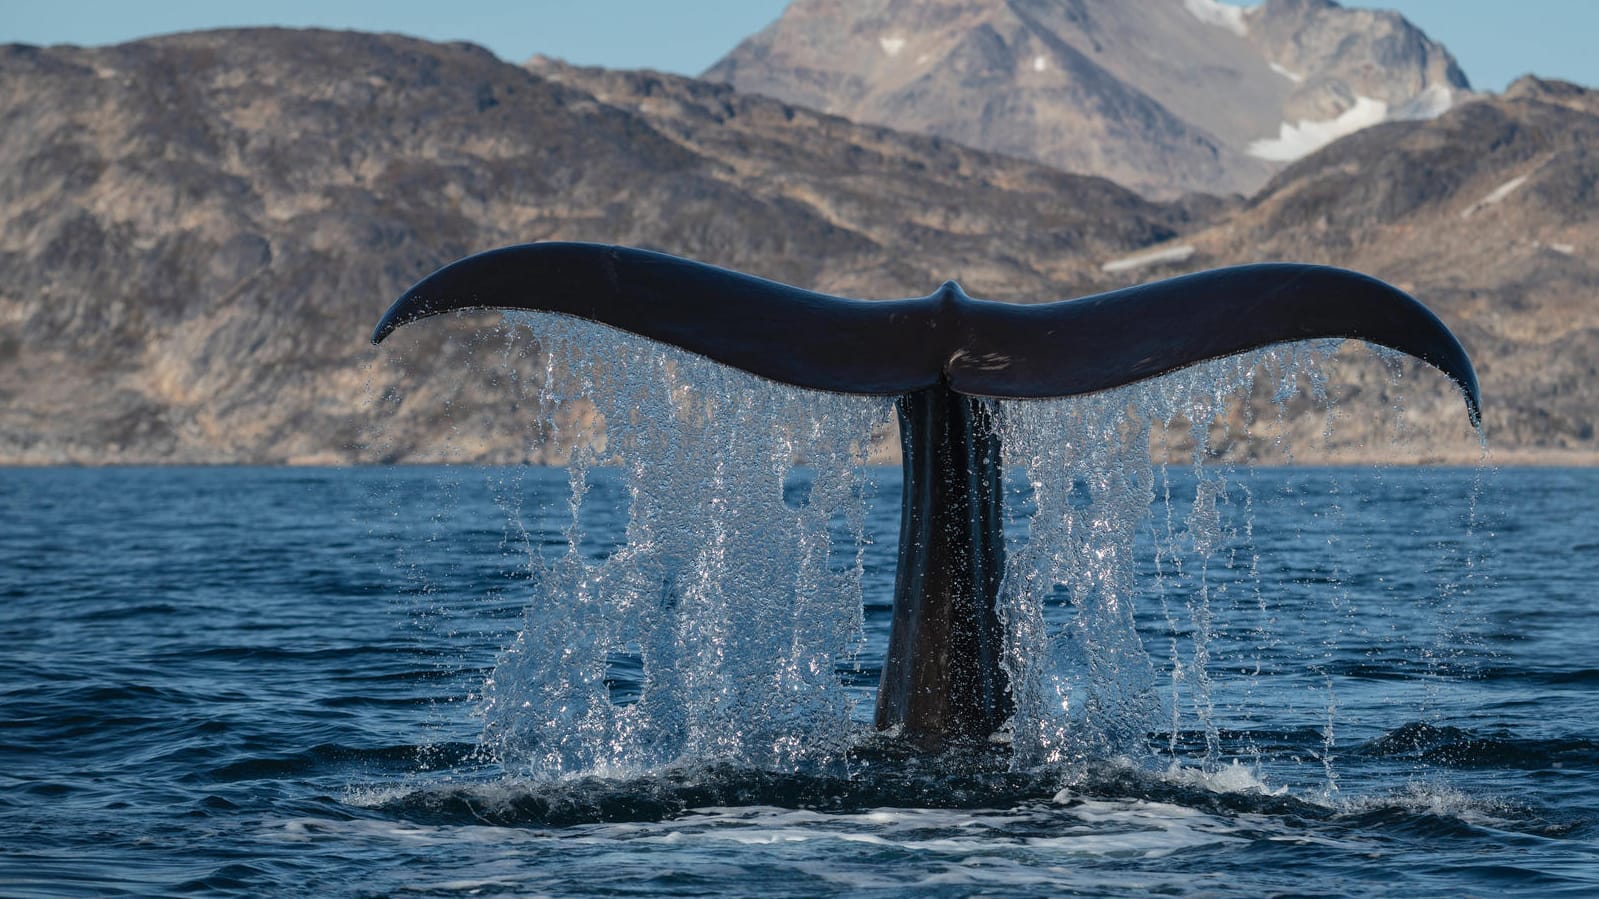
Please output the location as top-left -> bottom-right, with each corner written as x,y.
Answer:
479,313 -> 890,777
400,314 -> 1482,785
996,347 -> 1329,768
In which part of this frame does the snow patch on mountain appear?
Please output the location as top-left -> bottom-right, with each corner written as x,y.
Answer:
1269,62 -> 1304,84
1184,0 -> 1248,37
1462,173 -> 1530,218
1102,244 -> 1196,273
706,0 -> 1471,197
1391,84 -> 1457,121
1247,96 -> 1388,162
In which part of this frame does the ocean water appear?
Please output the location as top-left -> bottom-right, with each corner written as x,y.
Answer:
3,463 -> 1596,897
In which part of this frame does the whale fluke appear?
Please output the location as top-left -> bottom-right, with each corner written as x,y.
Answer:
373,241 -> 1481,749
373,242 -> 1480,423
372,242 -> 942,396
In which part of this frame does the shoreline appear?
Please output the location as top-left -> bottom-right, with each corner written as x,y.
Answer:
3,452 -> 1596,470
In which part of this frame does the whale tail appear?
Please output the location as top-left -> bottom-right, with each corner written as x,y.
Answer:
373,241 -> 1481,748
372,241 -> 1479,423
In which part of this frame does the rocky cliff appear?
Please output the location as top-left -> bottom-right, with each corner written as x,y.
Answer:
0,29 -> 1197,465
1170,76 -> 1599,461
532,60 -> 1599,463
706,0 -> 1468,197
1,29 -> 1592,466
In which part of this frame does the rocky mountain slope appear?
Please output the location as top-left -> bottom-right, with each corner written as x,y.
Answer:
549,62 -> 1598,463
1151,76 -> 1599,460
706,0 -> 1468,197
1,28 -> 1592,466
0,29 -> 1199,465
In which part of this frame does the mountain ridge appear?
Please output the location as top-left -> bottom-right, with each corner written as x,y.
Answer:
0,28 -> 1194,465
706,0 -> 1469,197
0,28 -> 1592,465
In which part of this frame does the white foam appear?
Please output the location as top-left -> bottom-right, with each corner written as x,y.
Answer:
1184,0 -> 1248,37
285,796 -> 1259,867
880,36 -> 906,57
689,803 -> 1244,860
276,817 -> 531,847
1101,244 -> 1196,274
1247,96 -> 1389,162
1162,760 -> 1288,796
1269,62 -> 1304,84
1033,55 -> 1048,72
397,880 -> 524,894
1049,797 -> 1250,856
1339,782 -> 1524,828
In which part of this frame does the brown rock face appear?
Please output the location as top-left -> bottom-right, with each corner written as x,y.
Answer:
1,28 -> 1591,466
1148,79 -> 1599,462
706,0 -> 1469,197
0,30 -> 1196,465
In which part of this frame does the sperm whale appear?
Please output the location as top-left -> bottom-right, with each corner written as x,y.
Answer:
372,241 -> 1480,748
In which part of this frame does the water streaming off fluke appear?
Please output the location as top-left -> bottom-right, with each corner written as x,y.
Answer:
408,313 -> 1480,783
370,243 -> 1483,785
479,314 -> 890,776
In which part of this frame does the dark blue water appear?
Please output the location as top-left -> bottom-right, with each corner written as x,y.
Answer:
3,466 -> 1596,897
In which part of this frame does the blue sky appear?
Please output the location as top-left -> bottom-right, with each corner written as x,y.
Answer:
1,0 -> 1591,93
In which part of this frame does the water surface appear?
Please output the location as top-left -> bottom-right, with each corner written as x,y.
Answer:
2,466 -> 1596,897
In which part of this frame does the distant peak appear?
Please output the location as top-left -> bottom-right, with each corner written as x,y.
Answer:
1503,75 -> 1596,114
1183,0 -> 1250,37
1505,75 -> 1589,100
705,0 -> 1473,196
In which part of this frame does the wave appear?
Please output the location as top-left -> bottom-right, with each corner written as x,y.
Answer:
209,741 -> 481,782
1356,722 -> 1599,770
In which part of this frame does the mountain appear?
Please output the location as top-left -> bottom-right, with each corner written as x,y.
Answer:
1,28 -> 1591,466
0,29 -> 1197,465
551,58 -> 1599,462
1166,76 -> 1599,460
706,0 -> 1469,197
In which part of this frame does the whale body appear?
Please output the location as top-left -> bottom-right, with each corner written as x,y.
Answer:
373,241 -> 1480,748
